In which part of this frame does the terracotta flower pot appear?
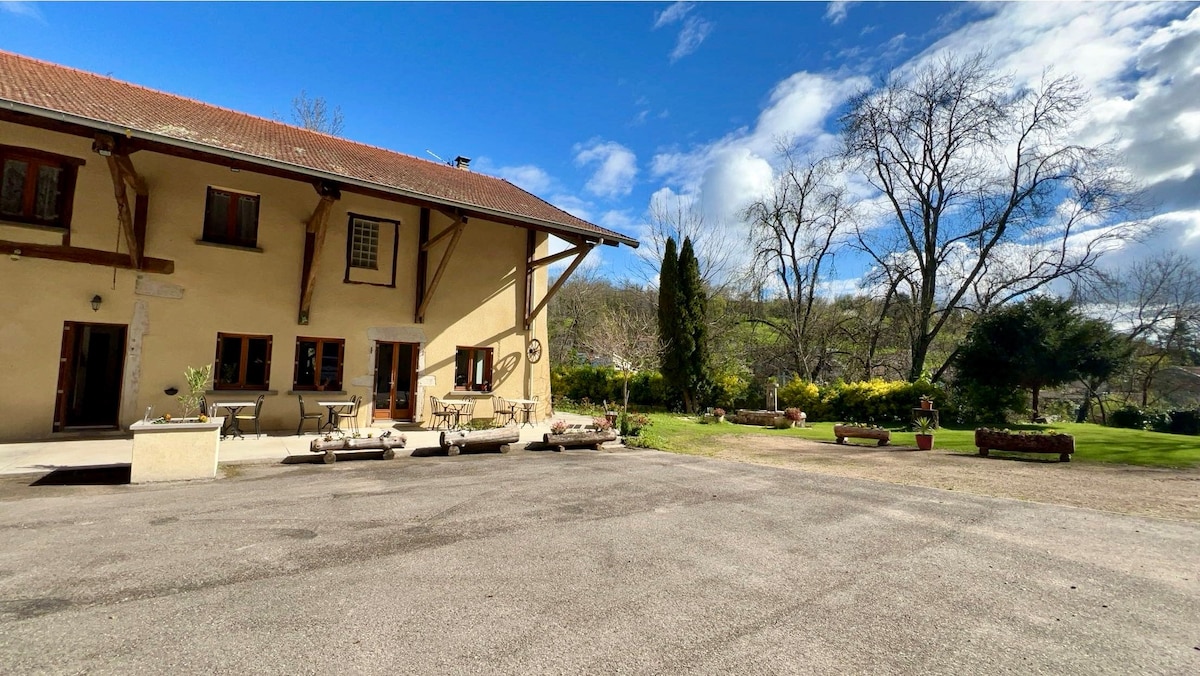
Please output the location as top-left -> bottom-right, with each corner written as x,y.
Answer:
920,400 -> 933,410
915,433 -> 934,450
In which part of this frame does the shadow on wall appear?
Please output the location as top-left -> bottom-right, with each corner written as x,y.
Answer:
492,352 -> 520,390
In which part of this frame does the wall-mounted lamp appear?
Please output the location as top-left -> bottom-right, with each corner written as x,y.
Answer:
90,294 -> 103,312
164,387 -> 179,396
8,248 -> 19,261
96,148 -> 112,157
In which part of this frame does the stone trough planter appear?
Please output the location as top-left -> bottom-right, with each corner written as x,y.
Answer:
975,428 -> 1075,462
729,410 -> 783,426
130,417 -> 224,483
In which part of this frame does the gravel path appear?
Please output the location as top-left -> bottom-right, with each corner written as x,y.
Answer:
707,435 -> 1200,523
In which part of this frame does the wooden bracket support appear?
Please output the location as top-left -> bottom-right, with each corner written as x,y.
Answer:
523,232 -> 594,330
415,209 -> 466,323
96,133 -> 148,269
297,181 -> 342,324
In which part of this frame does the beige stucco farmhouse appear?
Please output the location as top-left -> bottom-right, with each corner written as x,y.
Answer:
0,51 -> 636,442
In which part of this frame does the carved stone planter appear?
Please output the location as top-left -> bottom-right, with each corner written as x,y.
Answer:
975,429 -> 1074,462
833,425 -> 891,446
130,418 -> 223,483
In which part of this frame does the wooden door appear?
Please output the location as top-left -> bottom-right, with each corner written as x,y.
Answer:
53,322 -> 127,431
373,342 -> 418,420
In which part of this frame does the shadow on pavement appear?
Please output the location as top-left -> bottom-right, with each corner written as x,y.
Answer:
30,464 -> 131,486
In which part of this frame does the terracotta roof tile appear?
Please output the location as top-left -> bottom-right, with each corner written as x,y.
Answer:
0,50 -> 636,247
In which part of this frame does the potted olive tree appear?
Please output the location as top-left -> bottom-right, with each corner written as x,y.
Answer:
130,365 -> 224,483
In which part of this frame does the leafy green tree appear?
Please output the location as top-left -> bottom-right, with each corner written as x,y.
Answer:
954,296 -> 1129,421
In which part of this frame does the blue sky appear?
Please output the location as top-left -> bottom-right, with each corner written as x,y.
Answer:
3,1 -> 1199,287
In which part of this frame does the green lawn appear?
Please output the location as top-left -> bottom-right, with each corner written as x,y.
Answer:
632,415 -> 1200,469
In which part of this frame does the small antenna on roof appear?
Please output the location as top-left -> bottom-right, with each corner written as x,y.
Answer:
425,149 -> 450,165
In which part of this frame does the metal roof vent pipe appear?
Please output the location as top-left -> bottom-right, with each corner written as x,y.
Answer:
454,156 -> 471,170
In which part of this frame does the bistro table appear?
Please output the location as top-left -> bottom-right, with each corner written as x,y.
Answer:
434,398 -> 472,428
317,400 -> 356,433
215,401 -> 256,439
507,398 -> 538,428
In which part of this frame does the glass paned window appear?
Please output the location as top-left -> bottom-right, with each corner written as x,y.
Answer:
350,218 -> 380,269
454,346 -> 493,391
293,337 -> 344,390
203,187 -> 259,247
215,333 -> 272,390
1,159 -> 28,216
35,165 -> 63,220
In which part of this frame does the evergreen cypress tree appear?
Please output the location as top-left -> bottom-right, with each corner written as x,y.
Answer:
677,237 -> 710,412
657,238 -> 683,408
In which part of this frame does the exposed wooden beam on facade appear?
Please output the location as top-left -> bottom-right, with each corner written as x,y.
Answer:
297,182 -> 342,325
523,234 -> 594,330
414,207 -> 430,323
0,240 -> 173,274
415,212 -> 467,323
104,155 -> 141,269
94,133 -> 150,269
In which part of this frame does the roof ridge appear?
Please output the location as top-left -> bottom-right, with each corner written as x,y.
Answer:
0,49 -> 479,178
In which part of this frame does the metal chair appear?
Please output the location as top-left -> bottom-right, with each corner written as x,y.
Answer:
234,394 -> 266,439
492,396 -> 516,426
336,395 -> 361,436
455,398 -> 477,428
296,394 -> 323,435
429,396 -> 455,430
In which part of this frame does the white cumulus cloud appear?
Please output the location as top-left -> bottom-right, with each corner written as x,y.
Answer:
575,139 -> 638,199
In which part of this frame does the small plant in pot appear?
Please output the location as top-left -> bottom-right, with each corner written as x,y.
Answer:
713,407 -> 726,423
784,407 -> 805,427
913,416 -> 936,450
550,419 -> 570,435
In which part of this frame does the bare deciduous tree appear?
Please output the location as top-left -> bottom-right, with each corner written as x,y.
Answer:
842,52 -> 1144,381
585,305 -> 661,412
743,155 -> 853,381
291,90 -> 345,136
1074,252 -> 1200,410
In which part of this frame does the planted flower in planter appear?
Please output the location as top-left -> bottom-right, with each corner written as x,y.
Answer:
550,419 -> 569,435
713,407 -> 726,422
592,416 -> 614,431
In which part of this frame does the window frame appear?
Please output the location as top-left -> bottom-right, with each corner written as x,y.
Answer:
454,346 -> 494,392
202,186 -> 260,248
292,336 -> 346,391
0,143 -> 83,231
213,332 -> 273,391
348,217 -> 380,270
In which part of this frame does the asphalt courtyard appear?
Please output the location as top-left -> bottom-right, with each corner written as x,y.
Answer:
0,447 -> 1197,674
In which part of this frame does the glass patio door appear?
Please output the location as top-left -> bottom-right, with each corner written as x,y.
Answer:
373,342 -> 417,420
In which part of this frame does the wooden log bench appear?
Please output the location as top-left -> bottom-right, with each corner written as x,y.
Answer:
528,428 -> 618,452
309,432 -> 406,464
975,429 -> 1075,462
440,427 -> 520,456
833,425 -> 891,446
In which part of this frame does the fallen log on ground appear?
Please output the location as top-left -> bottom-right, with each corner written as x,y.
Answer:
440,427 -> 520,455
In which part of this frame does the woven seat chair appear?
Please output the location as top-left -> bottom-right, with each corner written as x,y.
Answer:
296,394 -> 323,435
335,395 -> 361,435
234,394 -> 266,439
